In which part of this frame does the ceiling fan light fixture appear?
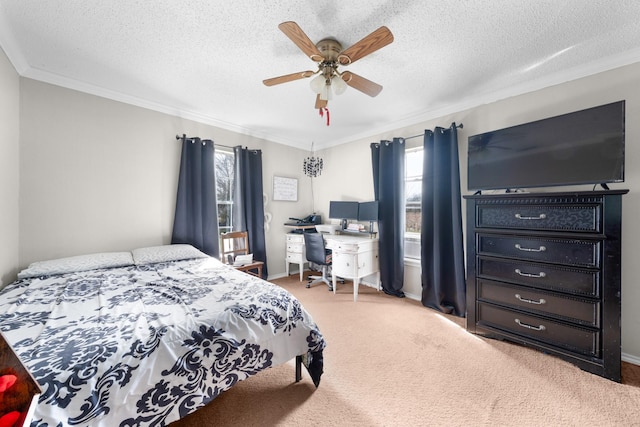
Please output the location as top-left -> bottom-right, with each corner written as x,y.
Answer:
319,83 -> 332,101
332,74 -> 348,95
310,73 -> 325,93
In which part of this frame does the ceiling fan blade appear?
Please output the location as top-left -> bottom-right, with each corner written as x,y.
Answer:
338,26 -> 394,65
278,21 -> 324,62
315,94 -> 328,109
341,71 -> 383,97
263,70 -> 315,86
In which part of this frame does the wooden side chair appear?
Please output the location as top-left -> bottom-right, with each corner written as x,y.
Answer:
220,231 -> 264,278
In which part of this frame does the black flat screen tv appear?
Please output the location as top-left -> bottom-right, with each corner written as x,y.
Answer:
467,101 -> 625,191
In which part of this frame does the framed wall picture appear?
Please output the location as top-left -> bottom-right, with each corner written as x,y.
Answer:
273,176 -> 298,201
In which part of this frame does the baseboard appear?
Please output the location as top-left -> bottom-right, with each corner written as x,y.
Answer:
360,280 -> 422,301
404,291 -> 421,301
622,352 -> 640,366
267,272 -> 289,281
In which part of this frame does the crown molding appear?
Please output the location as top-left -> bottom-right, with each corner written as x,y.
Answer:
0,6 -> 29,75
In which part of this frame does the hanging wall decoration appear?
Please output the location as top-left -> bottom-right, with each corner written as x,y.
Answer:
303,142 -> 323,177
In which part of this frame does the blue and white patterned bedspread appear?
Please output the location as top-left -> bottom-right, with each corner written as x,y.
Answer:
0,257 -> 325,426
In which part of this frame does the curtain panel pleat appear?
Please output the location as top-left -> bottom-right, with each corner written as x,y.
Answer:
371,138 -> 405,297
420,125 -> 466,316
171,137 -> 219,257
233,146 -> 268,279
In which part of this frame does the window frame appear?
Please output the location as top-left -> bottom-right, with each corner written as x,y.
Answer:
405,146 -> 423,259
215,148 -> 235,236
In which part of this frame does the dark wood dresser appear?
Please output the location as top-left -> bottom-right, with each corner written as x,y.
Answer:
464,190 -> 628,381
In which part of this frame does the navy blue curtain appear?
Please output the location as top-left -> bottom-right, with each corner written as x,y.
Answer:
420,124 -> 466,316
371,138 -> 405,297
233,146 -> 268,279
171,137 -> 219,256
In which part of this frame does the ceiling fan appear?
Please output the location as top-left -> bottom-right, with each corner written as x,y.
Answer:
263,21 -> 394,109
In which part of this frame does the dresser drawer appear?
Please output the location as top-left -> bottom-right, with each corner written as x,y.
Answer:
330,242 -> 360,253
477,279 -> 600,327
477,204 -> 600,232
477,234 -> 600,267
477,257 -> 599,297
286,243 -> 304,254
286,253 -> 305,263
477,302 -> 600,357
286,234 -> 305,243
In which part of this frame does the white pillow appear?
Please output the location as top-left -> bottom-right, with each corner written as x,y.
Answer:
18,251 -> 134,279
132,244 -> 209,265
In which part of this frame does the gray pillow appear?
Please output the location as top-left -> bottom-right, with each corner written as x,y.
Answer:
18,251 -> 134,279
131,244 -> 209,265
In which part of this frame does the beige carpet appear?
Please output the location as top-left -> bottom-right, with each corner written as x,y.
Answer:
173,274 -> 640,426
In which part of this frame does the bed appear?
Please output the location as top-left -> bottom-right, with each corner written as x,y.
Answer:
0,244 -> 325,426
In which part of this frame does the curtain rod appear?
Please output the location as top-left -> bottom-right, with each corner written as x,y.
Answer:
404,122 -> 464,140
177,122 -> 463,148
175,134 -> 235,150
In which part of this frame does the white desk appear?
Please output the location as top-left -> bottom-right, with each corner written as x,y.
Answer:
324,234 -> 380,302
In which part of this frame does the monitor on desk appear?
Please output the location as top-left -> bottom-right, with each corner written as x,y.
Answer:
329,201 -> 359,230
357,201 -> 378,221
358,201 -> 379,233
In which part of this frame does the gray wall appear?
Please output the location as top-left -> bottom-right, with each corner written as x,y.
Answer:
0,46 -> 19,288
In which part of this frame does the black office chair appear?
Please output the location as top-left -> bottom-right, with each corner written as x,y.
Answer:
304,232 -> 337,291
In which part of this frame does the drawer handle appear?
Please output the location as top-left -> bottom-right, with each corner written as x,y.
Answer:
515,293 -> 546,305
515,318 -> 546,331
515,244 -> 546,252
515,213 -> 547,220
514,268 -> 546,278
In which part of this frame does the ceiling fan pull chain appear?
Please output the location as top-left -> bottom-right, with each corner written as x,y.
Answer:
318,107 -> 330,126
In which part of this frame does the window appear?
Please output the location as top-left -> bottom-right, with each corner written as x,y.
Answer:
215,150 -> 234,235
405,148 -> 423,233
405,147 -> 423,259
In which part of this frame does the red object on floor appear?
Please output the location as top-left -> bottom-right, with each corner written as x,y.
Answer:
0,411 -> 21,427
0,374 -> 17,392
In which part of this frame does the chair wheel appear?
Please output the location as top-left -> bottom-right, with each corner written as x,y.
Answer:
328,287 -> 333,292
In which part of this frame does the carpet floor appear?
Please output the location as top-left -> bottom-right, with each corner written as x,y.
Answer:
172,274 -> 640,426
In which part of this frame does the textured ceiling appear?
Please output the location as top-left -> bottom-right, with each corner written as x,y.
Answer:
1,0 -> 640,150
